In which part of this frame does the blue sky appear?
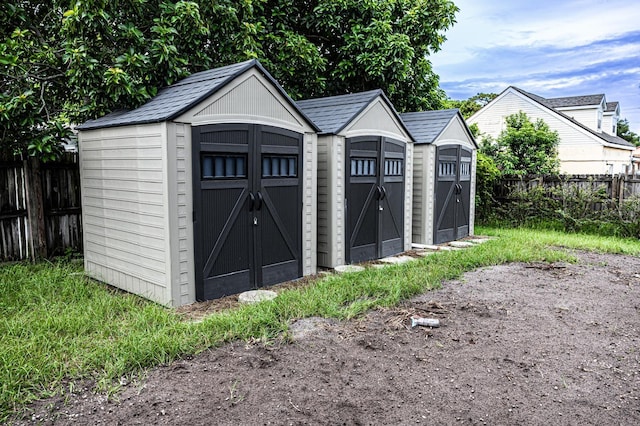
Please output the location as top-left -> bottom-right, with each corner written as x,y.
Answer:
430,0 -> 640,133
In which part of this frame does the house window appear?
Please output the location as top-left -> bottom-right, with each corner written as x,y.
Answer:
202,155 -> 247,179
350,158 -> 377,176
597,110 -> 603,131
262,156 -> 297,178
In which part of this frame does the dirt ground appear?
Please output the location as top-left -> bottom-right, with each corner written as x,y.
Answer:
12,250 -> 640,425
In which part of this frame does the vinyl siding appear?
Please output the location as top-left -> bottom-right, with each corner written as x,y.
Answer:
469,90 -> 629,174
557,107 -> 598,132
411,147 -> 425,243
166,123 -> 195,306
80,123 -> 171,305
316,135 -> 345,268
303,132 -> 318,275
403,142 -> 413,251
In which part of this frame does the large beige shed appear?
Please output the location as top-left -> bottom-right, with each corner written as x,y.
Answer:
297,90 -> 414,268
77,60 -> 318,306
400,109 -> 477,245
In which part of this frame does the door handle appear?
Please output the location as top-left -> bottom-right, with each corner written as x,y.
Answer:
375,185 -> 382,200
255,191 -> 263,211
379,185 -> 387,200
249,192 -> 255,211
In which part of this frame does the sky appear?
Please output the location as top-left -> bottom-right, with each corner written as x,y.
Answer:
429,0 -> 640,133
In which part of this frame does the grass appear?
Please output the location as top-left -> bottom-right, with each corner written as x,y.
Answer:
2,227 -> 640,420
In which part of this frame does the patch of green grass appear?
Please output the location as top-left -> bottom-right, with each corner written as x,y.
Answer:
2,228 -> 639,420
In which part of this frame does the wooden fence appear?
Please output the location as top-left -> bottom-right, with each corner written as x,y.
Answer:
494,173 -> 640,205
0,153 -> 82,261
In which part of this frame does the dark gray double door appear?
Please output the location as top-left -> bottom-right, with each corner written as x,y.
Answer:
346,136 -> 405,264
434,145 -> 472,244
193,124 -> 302,300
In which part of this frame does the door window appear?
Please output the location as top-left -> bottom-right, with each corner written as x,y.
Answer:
384,159 -> 403,176
262,156 -> 297,177
350,158 -> 377,176
202,155 -> 247,179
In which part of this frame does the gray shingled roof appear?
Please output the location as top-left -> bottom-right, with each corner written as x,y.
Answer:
508,87 -> 633,148
78,60 -> 318,131
400,109 -> 475,145
605,102 -> 619,113
296,90 -> 412,138
544,94 -> 605,108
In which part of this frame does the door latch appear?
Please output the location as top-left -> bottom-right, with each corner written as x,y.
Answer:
253,217 -> 258,225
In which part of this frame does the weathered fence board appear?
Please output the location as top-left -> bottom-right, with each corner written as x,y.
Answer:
495,174 -> 640,209
0,153 -> 82,261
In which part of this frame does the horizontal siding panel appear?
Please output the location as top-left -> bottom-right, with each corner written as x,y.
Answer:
84,231 -> 165,263
85,247 -> 166,282
82,187 -> 164,204
85,259 -> 166,293
81,168 -> 164,182
82,178 -> 163,194
82,205 -> 164,226
83,222 -> 164,250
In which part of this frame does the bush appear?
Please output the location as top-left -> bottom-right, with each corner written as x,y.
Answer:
483,176 -> 640,239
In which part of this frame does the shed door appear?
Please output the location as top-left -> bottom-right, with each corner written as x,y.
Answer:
346,136 -> 405,264
434,145 -> 472,244
193,124 -> 302,300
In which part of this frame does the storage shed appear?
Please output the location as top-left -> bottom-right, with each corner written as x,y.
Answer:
297,90 -> 414,268
77,60 -> 319,306
400,109 -> 477,245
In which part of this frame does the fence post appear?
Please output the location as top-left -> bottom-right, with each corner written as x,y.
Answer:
24,157 -> 47,259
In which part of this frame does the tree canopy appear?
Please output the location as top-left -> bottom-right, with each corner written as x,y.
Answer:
617,118 -> 640,146
1,0 -> 459,159
480,111 -> 560,176
444,92 -> 497,119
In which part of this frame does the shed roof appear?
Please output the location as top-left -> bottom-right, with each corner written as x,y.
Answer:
400,109 -> 477,147
296,89 -> 412,138
78,60 -> 318,131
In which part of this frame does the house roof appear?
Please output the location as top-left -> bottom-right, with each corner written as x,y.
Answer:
400,109 -> 477,147
544,94 -> 605,108
296,89 -> 413,138
78,59 -> 318,131
506,87 -> 633,148
605,102 -> 619,113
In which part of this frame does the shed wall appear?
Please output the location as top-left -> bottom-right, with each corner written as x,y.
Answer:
411,144 -> 436,245
316,135 -> 346,268
166,123 -> 195,306
80,123 -> 172,305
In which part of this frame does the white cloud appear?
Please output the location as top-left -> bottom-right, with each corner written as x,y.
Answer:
431,0 -> 640,132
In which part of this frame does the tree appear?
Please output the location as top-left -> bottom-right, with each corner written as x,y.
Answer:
444,93 -> 497,119
617,118 -> 640,146
1,0 -> 459,160
487,112 -> 560,175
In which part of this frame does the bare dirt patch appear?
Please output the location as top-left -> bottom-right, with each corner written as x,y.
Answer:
12,251 -> 640,425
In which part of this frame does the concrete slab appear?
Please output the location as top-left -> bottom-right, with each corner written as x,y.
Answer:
415,250 -> 436,257
238,290 -> 277,304
335,264 -> 365,274
379,255 -> 415,264
469,238 -> 490,244
449,241 -> 474,248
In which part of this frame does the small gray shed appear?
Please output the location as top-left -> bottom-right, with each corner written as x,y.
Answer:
297,90 -> 414,268
400,109 -> 477,245
77,60 -> 319,306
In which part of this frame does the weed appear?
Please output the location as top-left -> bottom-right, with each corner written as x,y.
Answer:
2,229 -> 640,421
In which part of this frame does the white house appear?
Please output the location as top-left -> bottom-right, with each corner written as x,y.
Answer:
468,87 -> 634,174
